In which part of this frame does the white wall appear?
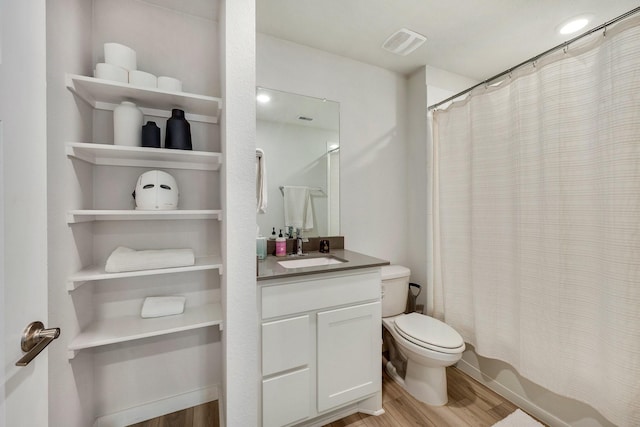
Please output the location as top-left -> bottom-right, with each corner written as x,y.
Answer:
91,0 -> 220,97
425,66 -> 615,427
47,1 -> 95,426
93,1 -> 223,419
220,0 -> 258,426
257,34 -> 409,265
406,68 -> 429,309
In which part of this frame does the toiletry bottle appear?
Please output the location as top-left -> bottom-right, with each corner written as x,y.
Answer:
275,229 -> 286,257
256,236 -> 267,260
270,227 -> 276,240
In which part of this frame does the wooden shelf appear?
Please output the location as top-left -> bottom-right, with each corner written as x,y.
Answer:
66,142 -> 222,171
67,302 -> 223,359
67,209 -> 222,224
66,74 -> 222,124
68,255 -> 223,291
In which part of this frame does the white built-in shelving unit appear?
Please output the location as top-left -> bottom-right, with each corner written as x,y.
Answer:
66,74 -> 222,123
66,74 -> 223,358
66,209 -> 222,224
67,303 -> 223,359
67,255 -> 223,291
66,141 -> 222,170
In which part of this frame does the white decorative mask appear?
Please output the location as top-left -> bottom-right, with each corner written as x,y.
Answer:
132,170 -> 179,210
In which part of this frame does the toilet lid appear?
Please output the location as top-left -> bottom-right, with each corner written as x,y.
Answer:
394,313 -> 464,352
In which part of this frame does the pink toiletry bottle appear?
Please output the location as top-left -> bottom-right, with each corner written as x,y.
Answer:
275,229 -> 286,257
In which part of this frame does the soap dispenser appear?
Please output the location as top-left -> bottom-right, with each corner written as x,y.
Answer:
275,229 -> 286,257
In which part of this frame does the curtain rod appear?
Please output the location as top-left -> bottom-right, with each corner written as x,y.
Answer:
427,6 -> 640,111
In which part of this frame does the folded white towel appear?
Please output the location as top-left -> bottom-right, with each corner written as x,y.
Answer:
283,186 -> 314,230
105,246 -> 195,273
141,296 -> 186,318
256,148 -> 267,214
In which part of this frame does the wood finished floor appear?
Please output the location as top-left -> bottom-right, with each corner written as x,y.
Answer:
323,366 -> 540,427
127,366 -> 544,427
127,400 -> 219,427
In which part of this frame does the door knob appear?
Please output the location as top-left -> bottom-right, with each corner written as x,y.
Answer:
15,321 -> 60,367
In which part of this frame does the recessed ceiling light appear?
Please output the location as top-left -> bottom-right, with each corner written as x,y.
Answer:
559,17 -> 590,35
256,93 -> 271,104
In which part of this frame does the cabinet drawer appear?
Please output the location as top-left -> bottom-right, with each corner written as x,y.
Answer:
261,269 -> 380,319
262,315 -> 309,376
262,368 -> 310,427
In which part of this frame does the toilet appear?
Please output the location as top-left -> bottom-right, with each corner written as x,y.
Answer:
381,265 -> 465,406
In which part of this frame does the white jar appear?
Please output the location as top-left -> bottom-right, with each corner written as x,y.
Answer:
113,101 -> 143,146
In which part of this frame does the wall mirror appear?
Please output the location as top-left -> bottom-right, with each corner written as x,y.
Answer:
256,87 -> 340,238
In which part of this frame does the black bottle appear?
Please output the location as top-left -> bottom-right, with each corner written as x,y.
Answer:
141,121 -> 161,148
165,109 -> 192,150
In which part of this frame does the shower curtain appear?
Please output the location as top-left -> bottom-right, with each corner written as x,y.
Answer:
432,16 -> 640,427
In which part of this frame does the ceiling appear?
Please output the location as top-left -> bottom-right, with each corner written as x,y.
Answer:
256,0 -> 640,80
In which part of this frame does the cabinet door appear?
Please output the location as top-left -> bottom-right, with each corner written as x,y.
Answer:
316,302 -> 381,412
262,368 -> 310,427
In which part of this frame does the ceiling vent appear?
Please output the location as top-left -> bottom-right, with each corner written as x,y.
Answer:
382,28 -> 427,56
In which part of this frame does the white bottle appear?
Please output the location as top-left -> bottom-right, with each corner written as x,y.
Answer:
113,101 -> 143,146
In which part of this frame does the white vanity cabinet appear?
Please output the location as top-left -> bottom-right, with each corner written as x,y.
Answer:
259,268 -> 383,427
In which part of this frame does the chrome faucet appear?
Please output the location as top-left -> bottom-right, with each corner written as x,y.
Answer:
296,228 -> 307,256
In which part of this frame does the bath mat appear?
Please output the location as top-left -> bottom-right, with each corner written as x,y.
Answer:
492,409 -> 544,427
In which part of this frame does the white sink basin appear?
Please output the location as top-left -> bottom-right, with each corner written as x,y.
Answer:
278,256 -> 345,269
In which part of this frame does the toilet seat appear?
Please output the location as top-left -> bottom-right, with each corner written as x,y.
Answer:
394,313 -> 464,354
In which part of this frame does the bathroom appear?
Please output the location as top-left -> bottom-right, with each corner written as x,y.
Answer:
3,1 -> 639,427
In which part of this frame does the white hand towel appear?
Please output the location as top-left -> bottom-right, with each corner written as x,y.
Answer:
256,148 -> 267,214
283,186 -> 314,230
141,296 -> 186,318
105,246 -> 195,273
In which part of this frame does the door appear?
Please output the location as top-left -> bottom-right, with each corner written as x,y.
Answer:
1,1 -> 50,426
316,301 -> 381,412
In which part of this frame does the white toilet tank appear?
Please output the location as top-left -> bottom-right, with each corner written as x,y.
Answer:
381,265 -> 411,317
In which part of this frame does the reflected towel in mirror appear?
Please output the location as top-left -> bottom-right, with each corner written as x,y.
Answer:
283,186 -> 314,230
256,148 -> 267,213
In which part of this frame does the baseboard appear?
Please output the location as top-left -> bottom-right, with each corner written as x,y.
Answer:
455,360 -> 567,427
295,394 -> 384,427
93,384 -> 219,427
360,408 -> 385,416
296,404 -> 359,427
